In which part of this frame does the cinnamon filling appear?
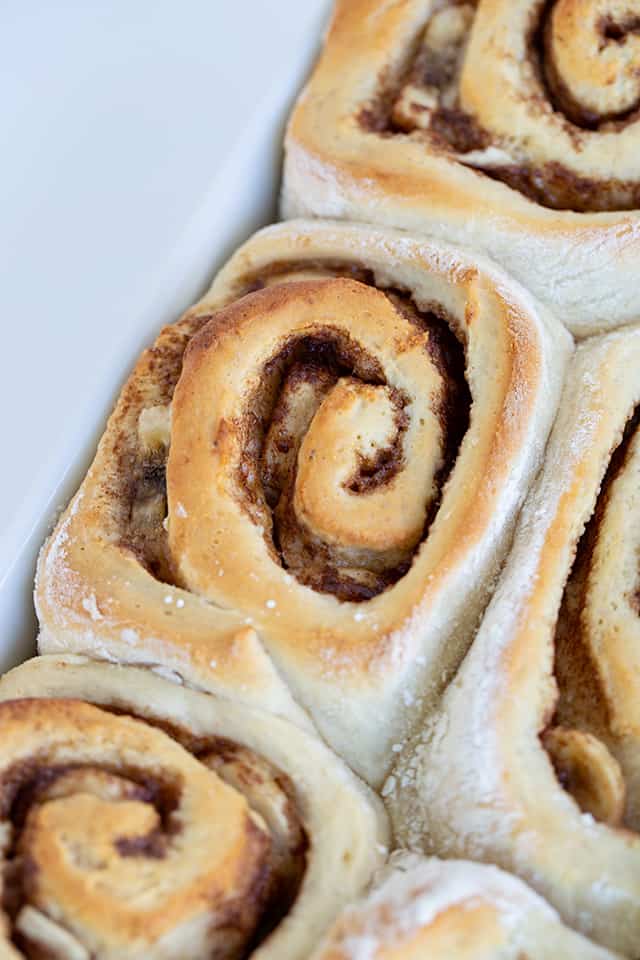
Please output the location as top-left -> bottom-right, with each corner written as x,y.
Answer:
0,708 -> 307,959
1,761 -> 182,957
121,266 -> 470,603
600,14 -> 640,44
537,2 -> 640,130
358,0 -> 640,212
115,317 -> 209,584
546,410 -> 640,827
231,278 -> 469,602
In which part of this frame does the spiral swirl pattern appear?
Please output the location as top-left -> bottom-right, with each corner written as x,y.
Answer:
0,701 -> 274,959
168,278 -> 462,604
390,324 -> 640,954
551,408 -> 640,828
36,221 -> 569,787
544,0 -> 640,126
457,0 -> 640,210
384,0 -> 640,210
284,0 -> 640,333
0,656 -> 387,960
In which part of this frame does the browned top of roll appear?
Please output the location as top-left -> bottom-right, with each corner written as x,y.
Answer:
0,654 -> 388,960
0,697 -> 295,958
290,0 -> 640,214
35,220 -> 568,787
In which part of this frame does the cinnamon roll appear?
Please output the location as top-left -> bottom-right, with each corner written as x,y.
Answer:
0,654 -> 388,960
389,324 -> 640,954
36,220 -> 570,787
283,0 -> 640,336
313,854 -> 619,959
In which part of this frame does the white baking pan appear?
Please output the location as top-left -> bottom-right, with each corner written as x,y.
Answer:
0,0 -> 330,670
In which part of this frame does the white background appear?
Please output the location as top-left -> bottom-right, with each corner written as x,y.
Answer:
0,0 -> 330,669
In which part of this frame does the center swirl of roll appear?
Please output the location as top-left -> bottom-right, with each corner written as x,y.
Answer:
544,0 -> 640,125
371,0 -> 640,211
0,699 -> 306,959
168,279 -> 466,602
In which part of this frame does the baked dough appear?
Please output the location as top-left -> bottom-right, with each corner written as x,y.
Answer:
389,324 -> 640,954
36,220 -> 570,787
0,654 -> 388,960
312,854 -> 619,959
283,0 -> 640,336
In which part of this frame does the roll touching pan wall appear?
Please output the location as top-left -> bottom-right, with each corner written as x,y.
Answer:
35,220 -> 570,788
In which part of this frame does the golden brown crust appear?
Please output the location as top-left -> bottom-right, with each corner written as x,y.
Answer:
390,324 -> 640,955
311,855 -> 618,959
35,313 -> 313,733
0,697 -> 270,958
0,655 -> 389,960
283,0 -> 640,334
36,220 -> 570,787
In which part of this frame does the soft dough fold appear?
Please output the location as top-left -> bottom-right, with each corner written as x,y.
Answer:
313,854 -> 620,959
390,324 -> 640,955
283,0 -> 640,335
0,654 -> 388,960
36,220 -> 570,787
